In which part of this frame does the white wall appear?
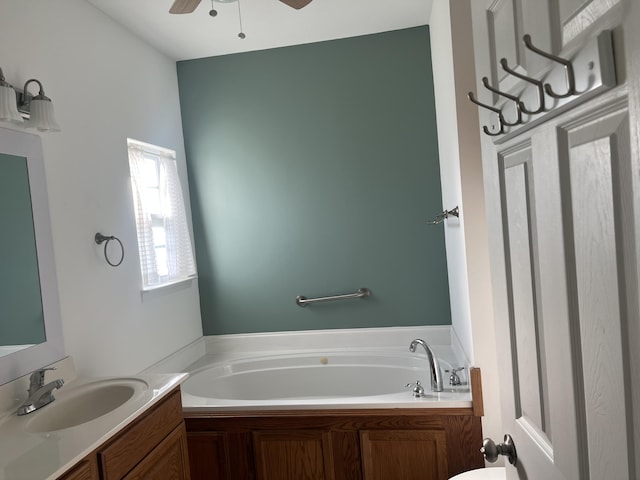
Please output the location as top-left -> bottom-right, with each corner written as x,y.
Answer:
428,0 -> 473,361
0,0 -> 203,376
430,0 -> 504,449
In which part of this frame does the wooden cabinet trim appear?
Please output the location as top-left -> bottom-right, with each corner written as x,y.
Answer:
442,415 -> 484,477
470,368 -> 484,417
57,457 -> 99,480
184,406 -> 474,420
185,413 -> 446,433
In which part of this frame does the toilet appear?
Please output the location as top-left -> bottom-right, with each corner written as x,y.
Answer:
449,467 -> 506,480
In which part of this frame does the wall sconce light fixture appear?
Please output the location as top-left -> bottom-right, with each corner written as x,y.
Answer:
0,68 -> 23,124
0,66 -> 60,132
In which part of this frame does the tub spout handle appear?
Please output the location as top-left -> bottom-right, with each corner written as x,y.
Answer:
405,380 -> 425,398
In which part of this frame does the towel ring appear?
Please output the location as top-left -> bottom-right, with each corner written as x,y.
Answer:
95,233 -> 124,267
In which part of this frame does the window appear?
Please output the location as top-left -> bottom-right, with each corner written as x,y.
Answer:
127,138 -> 196,290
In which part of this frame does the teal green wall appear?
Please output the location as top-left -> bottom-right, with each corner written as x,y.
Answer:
0,153 -> 45,345
178,26 -> 451,335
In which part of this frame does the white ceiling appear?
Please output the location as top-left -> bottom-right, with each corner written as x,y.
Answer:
86,0 -> 434,61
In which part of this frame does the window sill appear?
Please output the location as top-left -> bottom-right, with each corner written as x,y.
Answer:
141,276 -> 197,300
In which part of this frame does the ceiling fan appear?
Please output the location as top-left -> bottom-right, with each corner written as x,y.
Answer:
169,0 -> 312,13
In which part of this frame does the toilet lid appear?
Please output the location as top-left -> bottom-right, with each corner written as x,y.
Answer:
449,467 -> 506,480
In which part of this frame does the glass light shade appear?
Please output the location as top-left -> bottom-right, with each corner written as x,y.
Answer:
25,98 -> 60,132
0,84 -> 24,123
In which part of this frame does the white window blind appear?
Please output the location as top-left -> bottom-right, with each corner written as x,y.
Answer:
127,138 -> 196,290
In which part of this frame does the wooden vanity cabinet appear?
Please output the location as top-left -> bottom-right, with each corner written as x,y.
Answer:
57,387 -> 190,480
185,408 -> 483,480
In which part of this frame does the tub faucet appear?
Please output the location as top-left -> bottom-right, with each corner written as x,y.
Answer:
17,367 -> 64,416
409,339 -> 443,392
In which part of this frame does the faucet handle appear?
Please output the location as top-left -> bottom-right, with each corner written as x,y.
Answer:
28,367 -> 57,392
405,380 -> 425,398
445,367 -> 465,386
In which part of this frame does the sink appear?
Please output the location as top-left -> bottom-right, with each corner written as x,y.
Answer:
24,378 -> 148,433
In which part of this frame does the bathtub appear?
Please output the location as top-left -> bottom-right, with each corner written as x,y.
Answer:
179,352 -> 471,411
148,328 -> 483,478
147,326 -> 473,411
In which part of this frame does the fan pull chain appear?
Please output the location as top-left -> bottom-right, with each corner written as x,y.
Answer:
237,0 -> 246,38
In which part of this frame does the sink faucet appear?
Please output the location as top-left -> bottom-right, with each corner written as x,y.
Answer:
409,339 -> 443,392
17,367 -> 64,416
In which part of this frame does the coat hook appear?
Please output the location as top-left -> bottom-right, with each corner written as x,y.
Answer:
499,58 -> 546,114
523,34 -> 576,99
467,92 -> 505,136
481,77 -> 523,126
429,206 -> 459,225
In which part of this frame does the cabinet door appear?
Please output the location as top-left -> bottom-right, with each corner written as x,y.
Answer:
100,390 -> 183,479
253,430 -> 335,480
123,424 -> 191,480
57,458 -> 99,480
186,432 -> 229,480
360,430 -> 448,480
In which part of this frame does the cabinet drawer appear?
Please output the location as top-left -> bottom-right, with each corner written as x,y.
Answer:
99,389 -> 183,479
123,424 -> 190,480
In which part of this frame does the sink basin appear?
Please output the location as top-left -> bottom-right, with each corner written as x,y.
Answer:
24,378 -> 148,433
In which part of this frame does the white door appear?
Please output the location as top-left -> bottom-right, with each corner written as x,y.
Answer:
469,0 -> 640,478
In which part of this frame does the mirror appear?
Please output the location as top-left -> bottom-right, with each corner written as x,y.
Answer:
0,152 -> 46,355
0,127 -> 64,385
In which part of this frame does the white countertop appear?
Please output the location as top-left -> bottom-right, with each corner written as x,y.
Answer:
0,371 -> 187,480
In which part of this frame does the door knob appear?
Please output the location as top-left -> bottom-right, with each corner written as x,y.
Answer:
480,434 -> 517,465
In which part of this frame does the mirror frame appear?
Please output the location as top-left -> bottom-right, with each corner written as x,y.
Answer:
0,127 -> 65,385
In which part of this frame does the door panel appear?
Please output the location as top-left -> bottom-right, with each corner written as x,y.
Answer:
500,148 -> 550,446
561,0 -> 623,45
487,0 -> 554,98
488,0 -> 520,86
494,126 -> 582,479
558,103 -> 633,478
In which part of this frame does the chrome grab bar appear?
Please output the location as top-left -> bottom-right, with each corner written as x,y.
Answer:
296,288 -> 371,307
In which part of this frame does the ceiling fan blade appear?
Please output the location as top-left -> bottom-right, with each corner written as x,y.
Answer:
169,0 -> 202,14
279,0 -> 313,9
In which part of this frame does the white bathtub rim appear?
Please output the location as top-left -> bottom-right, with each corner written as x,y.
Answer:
202,325 -> 454,356
180,348 -> 467,389
180,389 -> 473,412
143,325 -> 466,375
185,350 -> 456,374
180,351 -> 464,400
